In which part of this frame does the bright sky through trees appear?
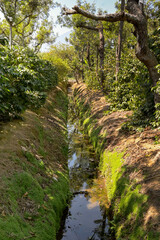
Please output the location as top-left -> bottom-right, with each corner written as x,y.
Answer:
59,0 -> 116,10
0,0 -> 116,49
52,0 -> 116,44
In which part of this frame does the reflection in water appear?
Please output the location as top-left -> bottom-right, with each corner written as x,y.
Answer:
89,178 -> 109,209
58,105 -> 111,240
61,195 -> 109,240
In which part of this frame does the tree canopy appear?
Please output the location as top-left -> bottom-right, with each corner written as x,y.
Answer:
58,0 -> 160,128
0,0 -> 55,51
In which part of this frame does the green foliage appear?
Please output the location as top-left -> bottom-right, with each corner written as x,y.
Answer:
109,52 -> 154,111
40,44 -> 72,81
84,70 -> 101,90
88,126 -> 102,150
108,51 -> 155,130
61,0 -> 103,83
107,1 -> 159,129
0,46 -> 58,120
64,0 -> 160,130
0,0 -> 55,50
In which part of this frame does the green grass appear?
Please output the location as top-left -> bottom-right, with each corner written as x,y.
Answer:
0,86 -> 69,240
0,170 -> 69,240
99,150 -> 125,201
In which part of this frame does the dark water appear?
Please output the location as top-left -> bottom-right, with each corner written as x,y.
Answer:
57,106 -> 111,240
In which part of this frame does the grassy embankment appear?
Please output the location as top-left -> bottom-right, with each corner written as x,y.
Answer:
72,83 -> 160,240
0,85 -> 69,240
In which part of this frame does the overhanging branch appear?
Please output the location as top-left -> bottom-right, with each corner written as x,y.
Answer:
63,5 -> 139,25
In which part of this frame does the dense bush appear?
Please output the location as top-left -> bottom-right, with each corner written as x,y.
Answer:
149,24 -> 160,127
107,52 -> 155,130
0,46 -> 58,120
109,53 -> 154,111
40,45 -> 71,82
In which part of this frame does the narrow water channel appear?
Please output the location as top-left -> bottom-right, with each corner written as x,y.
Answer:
57,104 -> 111,240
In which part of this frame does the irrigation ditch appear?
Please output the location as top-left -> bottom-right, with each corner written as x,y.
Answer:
57,101 -> 112,240
0,82 -> 159,240
62,83 -> 160,240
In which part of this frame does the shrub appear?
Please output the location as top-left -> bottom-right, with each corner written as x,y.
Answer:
0,46 -> 58,120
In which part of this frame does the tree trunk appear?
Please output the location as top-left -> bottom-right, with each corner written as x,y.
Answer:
96,44 -> 99,80
74,71 -> 79,83
98,25 -> 105,91
80,46 -> 85,81
116,0 -> 125,81
75,23 -> 105,91
9,24 -> 13,49
64,0 -> 160,104
86,42 -> 91,69
126,0 -> 160,104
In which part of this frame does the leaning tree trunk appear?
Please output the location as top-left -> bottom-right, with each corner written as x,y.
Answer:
64,0 -> 160,104
126,0 -> 160,104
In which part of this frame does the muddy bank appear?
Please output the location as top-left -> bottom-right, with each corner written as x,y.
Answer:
0,85 -> 69,240
72,83 -> 160,240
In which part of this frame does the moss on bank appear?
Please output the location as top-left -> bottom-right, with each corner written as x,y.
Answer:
0,85 -> 69,240
72,84 -> 159,240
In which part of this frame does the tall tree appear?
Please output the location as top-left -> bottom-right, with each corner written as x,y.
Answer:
76,22 -> 105,91
116,0 -> 125,81
0,0 -> 54,49
60,1 -> 107,88
63,0 -> 160,105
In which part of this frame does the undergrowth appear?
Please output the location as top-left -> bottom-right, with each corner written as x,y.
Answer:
0,46 -> 58,121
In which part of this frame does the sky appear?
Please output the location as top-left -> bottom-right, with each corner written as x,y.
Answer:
0,0 -> 117,50
53,0 -> 117,40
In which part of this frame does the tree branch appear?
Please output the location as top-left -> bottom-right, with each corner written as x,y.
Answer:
0,5 -> 12,24
13,14 -> 33,27
76,23 -> 99,32
63,5 -> 139,25
14,0 -> 18,15
22,15 -> 32,29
